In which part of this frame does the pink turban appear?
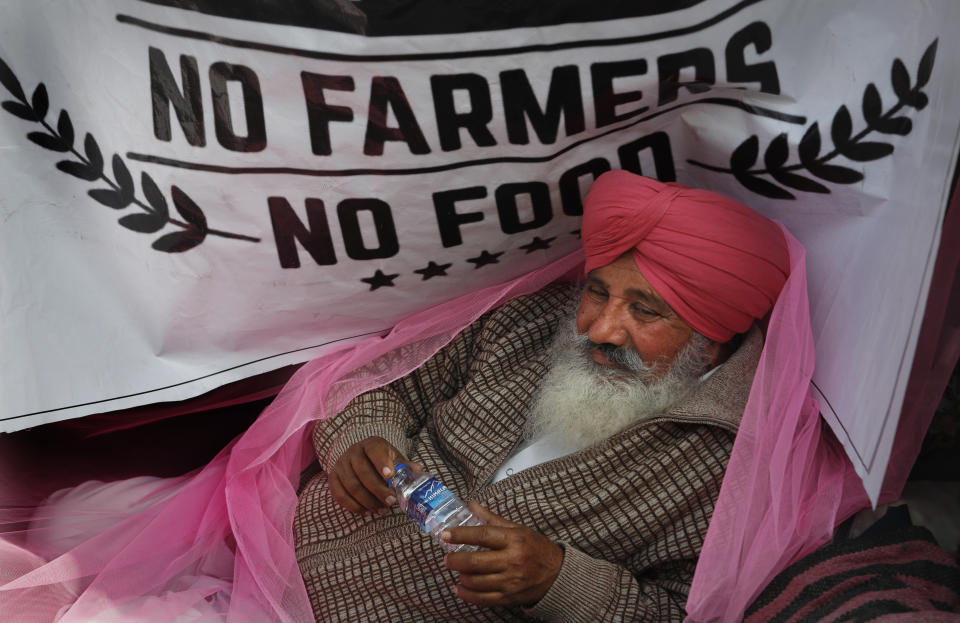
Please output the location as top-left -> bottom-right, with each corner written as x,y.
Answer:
581,170 -> 789,343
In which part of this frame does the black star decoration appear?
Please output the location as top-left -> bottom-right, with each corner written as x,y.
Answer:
360,269 -> 399,291
413,260 -> 452,280
519,236 -> 556,253
466,249 -> 504,269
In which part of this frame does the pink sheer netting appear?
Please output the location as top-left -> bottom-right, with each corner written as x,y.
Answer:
0,221 -> 943,621
686,200 -> 960,621
0,252 -> 583,622
685,227 -> 874,622
690,188 -> 960,622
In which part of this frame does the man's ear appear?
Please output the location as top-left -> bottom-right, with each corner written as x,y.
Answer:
710,332 -> 744,369
705,340 -> 723,369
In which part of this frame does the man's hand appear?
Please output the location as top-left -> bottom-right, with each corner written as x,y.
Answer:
329,437 -> 418,515
442,502 -> 563,608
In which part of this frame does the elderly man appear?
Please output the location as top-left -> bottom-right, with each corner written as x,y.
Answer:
294,170 -> 789,622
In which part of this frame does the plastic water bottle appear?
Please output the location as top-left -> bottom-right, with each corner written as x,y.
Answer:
387,463 -> 483,552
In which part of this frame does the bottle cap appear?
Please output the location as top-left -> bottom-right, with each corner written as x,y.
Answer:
385,463 -> 407,485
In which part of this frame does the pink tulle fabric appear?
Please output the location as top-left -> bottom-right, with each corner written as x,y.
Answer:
684,227 -> 870,622
0,227 -> 887,622
0,252 -> 581,622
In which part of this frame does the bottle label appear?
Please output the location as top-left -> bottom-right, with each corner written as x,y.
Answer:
406,477 -> 454,531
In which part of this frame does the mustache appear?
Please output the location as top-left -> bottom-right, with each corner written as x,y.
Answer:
570,332 -> 656,374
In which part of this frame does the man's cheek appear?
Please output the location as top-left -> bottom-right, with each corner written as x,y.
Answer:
575,304 -> 592,333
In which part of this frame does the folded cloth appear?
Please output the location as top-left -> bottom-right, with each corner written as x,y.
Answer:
744,522 -> 960,622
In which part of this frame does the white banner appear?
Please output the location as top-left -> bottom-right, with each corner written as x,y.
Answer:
1,0 -> 957,503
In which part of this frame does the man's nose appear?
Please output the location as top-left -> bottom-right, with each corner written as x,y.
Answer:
587,302 -> 629,347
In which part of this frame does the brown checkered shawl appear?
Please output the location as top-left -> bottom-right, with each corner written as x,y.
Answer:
295,283 -> 762,622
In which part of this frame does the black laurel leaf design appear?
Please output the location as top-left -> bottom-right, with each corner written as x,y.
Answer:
57,110 -> 74,148
87,156 -> 134,210
56,160 -> 100,181
140,172 -> 169,219
83,133 -> 104,175
88,188 -> 128,210
119,212 -> 166,233
831,106 -> 853,150
805,162 -> 863,184
0,53 -> 260,251
907,91 -> 929,111
2,100 -> 36,120
171,185 -> 208,232
874,115 -> 912,135
119,172 -> 170,233
730,136 -> 793,198
152,228 -> 206,253
0,55 -> 25,101
730,135 -> 759,171
764,133 -> 790,169
688,40 -> 936,200
916,40 -> 937,88
862,84 -> 882,124
30,84 -> 48,120
27,130 -> 69,152
891,59 -> 911,101
841,141 -> 893,162
736,171 -> 795,200
765,129 -> 821,192
764,133 -> 827,193
111,155 -> 135,205
797,123 -> 822,167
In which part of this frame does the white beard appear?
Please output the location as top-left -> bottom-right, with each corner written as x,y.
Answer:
525,306 -> 714,451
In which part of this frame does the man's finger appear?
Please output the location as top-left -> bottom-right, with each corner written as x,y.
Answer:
335,461 -> 387,513
456,570 -> 523,594
363,439 -> 399,480
442,524 -> 510,550
444,550 -> 507,575
328,473 -> 371,514
351,451 -> 395,504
